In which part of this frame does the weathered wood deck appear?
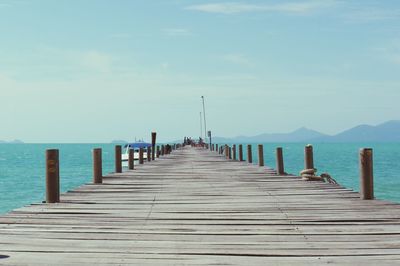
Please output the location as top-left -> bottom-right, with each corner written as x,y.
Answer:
1,147 -> 400,265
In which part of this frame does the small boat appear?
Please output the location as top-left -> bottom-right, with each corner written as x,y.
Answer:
122,141 -> 152,162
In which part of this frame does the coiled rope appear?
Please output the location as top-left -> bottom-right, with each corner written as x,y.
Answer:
300,168 -> 339,185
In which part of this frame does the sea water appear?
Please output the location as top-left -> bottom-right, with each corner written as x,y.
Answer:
0,143 -> 399,214
0,144 -> 116,214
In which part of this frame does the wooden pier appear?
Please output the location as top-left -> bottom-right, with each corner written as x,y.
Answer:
0,146 -> 400,265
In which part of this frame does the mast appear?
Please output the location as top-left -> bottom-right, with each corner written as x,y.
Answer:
201,96 -> 207,143
199,112 -> 203,140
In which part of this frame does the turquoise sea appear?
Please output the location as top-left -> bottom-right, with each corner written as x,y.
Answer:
0,143 -> 399,214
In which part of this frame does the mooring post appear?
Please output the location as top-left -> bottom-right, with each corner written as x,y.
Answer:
239,144 -> 243,161
360,148 -> 374,200
139,148 -> 144,164
229,146 -> 232,159
156,146 -> 160,158
93,148 -> 102,184
161,145 -> 165,156
128,148 -> 134,170
147,147 -> 151,162
305,144 -> 314,170
115,145 -> 122,173
46,149 -> 60,203
276,147 -> 285,175
225,145 -> 229,159
258,144 -> 264,167
247,145 -> 252,163
232,144 -> 236,161
151,132 -> 157,160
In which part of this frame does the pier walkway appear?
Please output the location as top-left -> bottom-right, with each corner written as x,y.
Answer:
1,147 -> 400,265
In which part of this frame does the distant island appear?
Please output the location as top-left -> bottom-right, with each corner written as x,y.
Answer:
111,140 -> 128,144
0,139 -> 24,144
212,120 -> 400,143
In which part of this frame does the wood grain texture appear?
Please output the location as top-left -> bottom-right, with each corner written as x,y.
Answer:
0,147 -> 399,265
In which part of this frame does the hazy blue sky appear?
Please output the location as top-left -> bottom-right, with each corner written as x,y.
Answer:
1,0 -> 400,142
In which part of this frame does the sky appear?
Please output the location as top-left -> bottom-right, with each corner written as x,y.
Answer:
1,0 -> 400,143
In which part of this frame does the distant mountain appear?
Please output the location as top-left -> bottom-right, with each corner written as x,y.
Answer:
0,139 -> 24,144
315,120 -> 400,142
213,127 -> 328,143
212,120 -> 400,143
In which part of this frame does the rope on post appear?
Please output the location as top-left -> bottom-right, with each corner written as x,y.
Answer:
299,168 -> 338,185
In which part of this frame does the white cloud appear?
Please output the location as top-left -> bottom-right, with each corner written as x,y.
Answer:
161,62 -> 170,69
109,33 -> 132,39
185,1 -> 337,15
163,28 -> 191,36
373,40 -> 400,65
222,54 -> 252,66
344,8 -> 400,23
80,51 -> 113,73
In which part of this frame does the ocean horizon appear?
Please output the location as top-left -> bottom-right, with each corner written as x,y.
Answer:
0,142 -> 399,214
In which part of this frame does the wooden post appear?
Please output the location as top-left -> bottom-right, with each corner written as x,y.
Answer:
239,144 -> 243,161
225,145 -> 229,159
156,146 -> 160,158
232,144 -> 236,161
46,149 -> 60,203
139,148 -> 144,164
216,144 -> 219,153
360,148 -> 374,200
161,145 -> 165,156
115,145 -> 122,173
229,146 -> 232,159
151,132 -> 157,160
147,147 -> 151,162
93,148 -> 102,184
247,145 -> 252,163
128,148 -> 134,170
304,144 -> 314,170
276,147 -> 285,175
258,144 -> 264,167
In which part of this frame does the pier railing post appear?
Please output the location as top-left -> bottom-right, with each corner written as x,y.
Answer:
151,132 -> 157,160
161,145 -> 165,156
239,144 -> 243,161
304,144 -> 314,170
225,145 -> 229,159
128,148 -> 134,170
115,145 -> 122,173
147,147 -> 151,162
258,144 -> 264,167
156,146 -> 160,158
215,144 -> 219,153
229,146 -> 232,159
232,144 -> 236,161
247,145 -> 253,163
360,148 -> 374,200
46,149 -> 60,203
276,147 -> 285,175
139,148 -> 144,164
93,148 -> 102,184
